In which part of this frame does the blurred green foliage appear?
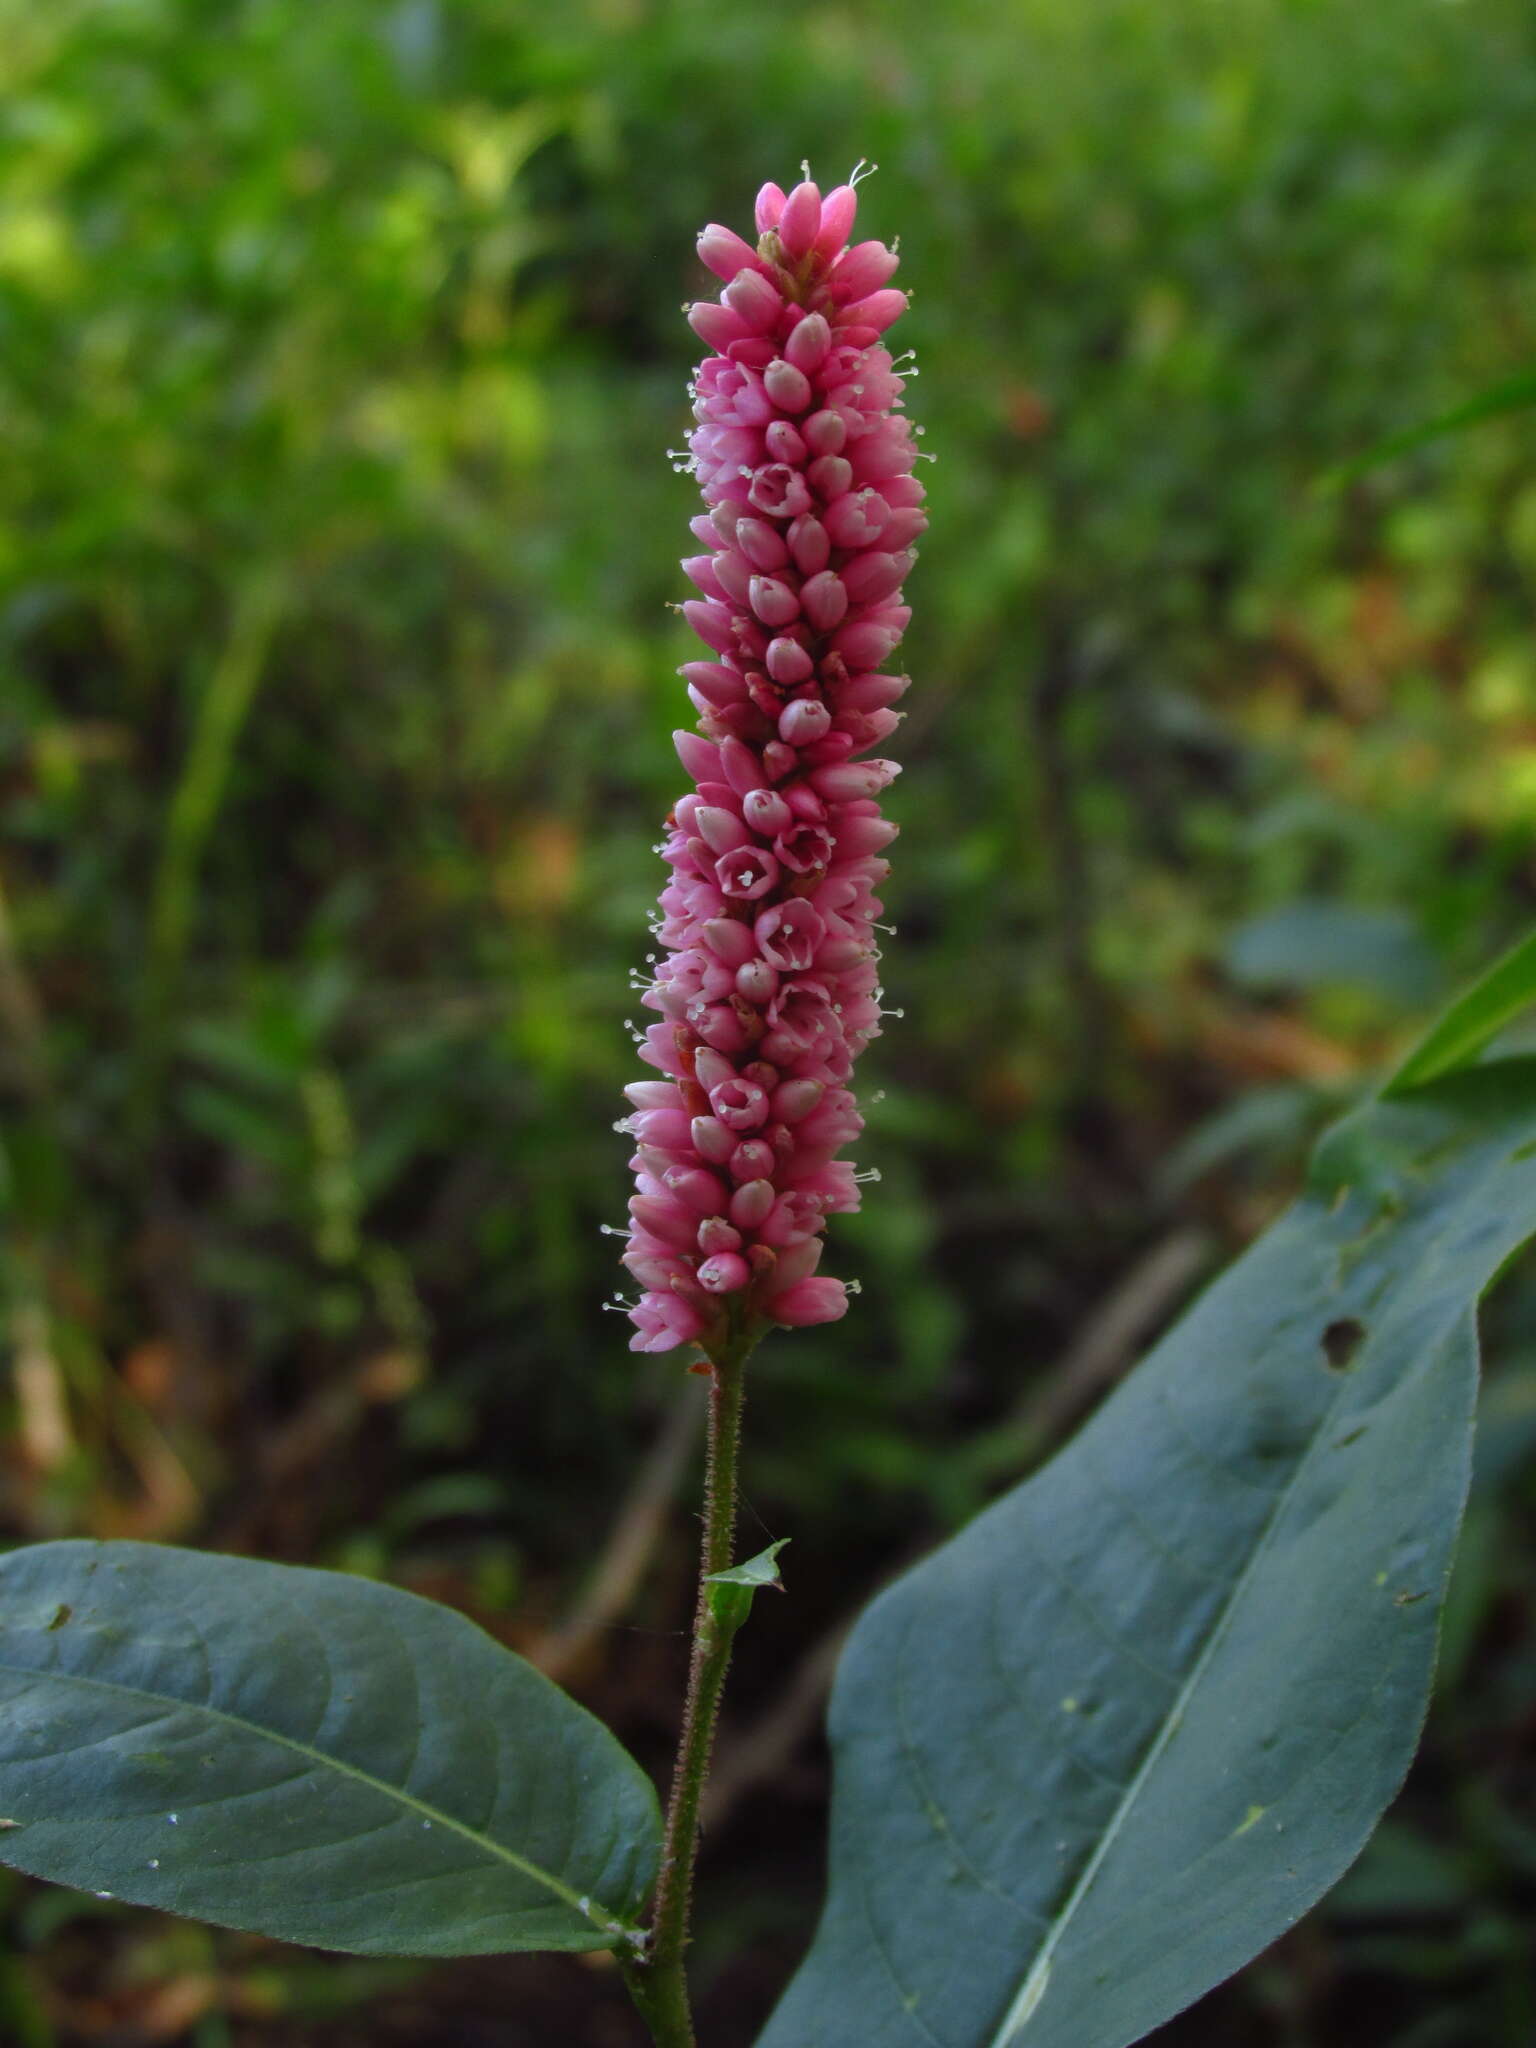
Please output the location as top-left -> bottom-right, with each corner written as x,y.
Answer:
1,0 -> 1534,2041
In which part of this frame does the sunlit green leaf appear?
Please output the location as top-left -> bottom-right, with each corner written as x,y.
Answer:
1387,928 -> 1536,1095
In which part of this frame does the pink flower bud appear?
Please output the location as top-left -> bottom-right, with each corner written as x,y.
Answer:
743,787 -> 794,835
785,312 -> 832,374
766,636 -> 815,686
625,1080 -> 681,1111
838,672 -> 910,712
724,269 -> 783,332
765,420 -> 808,466
695,804 -> 752,853
692,1047 -> 737,1093
697,1215 -> 743,1254
771,1077 -> 825,1123
830,813 -> 899,857
630,1195 -> 703,1255
675,730 -> 721,781
692,1115 -> 736,1163
718,737 -> 762,794
665,1166 -> 730,1215
697,223 -> 761,281
700,917 -> 758,968
810,759 -> 900,801
750,575 -> 801,627
813,188 -> 858,260
764,358 -> 814,413
736,958 -> 779,1004
730,1139 -> 776,1182
803,409 -> 847,457
778,698 -> 832,745
800,570 -> 850,633
832,240 -> 901,299
688,301 -> 750,352
787,515 -> 831,576
729,1178 -> 776,1229
832,618 -> 904,670
698,1251 -> 751,1294
755,182 -> 788,233
769,1276 -> 850,1327
777,180 -> 822,260
682,660 -> 750,709
736,517 -> 790,571
840,551 -> 907,606
807,455 -> 853,500
841,288 -> 909,333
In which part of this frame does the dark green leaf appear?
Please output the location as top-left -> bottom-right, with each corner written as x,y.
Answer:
760,1065 -> 1536,2048
0,1544 -> 659,1957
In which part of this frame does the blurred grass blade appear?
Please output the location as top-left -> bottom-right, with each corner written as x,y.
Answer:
0,1543 -> 660,1957
1386,927 -> 1536,1096
1321,367 -> 1536,490
759,1065 -> 1536,2048
136,574 -> 286,1132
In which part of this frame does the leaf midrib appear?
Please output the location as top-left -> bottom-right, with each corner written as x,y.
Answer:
0,1655 -> 638,1936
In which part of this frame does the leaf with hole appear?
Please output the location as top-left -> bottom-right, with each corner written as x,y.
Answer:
0,1544 -> 660,1956
758,1063 -> 1536,2048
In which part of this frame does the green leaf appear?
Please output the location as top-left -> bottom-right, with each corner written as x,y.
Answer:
1319,366 -> 1536,489
759,1064 -> 1536,2048
706,1540 -> 790,1632
706,1539 -> 790,1591
0,1543 -> 659,1957
1386,928 -> 1536,1095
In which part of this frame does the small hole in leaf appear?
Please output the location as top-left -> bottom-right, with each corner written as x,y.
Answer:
1321,1318 -> 1366,1372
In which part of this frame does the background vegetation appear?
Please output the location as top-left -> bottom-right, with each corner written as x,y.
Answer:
1,0 -> 1533,2040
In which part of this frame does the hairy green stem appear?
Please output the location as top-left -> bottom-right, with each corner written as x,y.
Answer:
624,1322 -> 757,2045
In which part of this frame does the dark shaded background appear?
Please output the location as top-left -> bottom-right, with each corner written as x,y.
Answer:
2,0 -> 1535,2041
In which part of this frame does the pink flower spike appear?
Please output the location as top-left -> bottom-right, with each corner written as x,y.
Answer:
619,177 -> 921,1354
